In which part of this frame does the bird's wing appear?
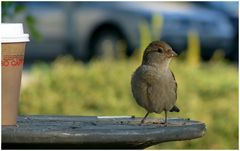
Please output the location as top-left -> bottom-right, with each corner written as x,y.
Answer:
170,70 -> 177,100
170,70 -> 179,112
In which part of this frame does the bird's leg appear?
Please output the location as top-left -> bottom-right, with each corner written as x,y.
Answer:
164,110 -> 168,126
164,110 -> 167,123
140,112 -> 149,125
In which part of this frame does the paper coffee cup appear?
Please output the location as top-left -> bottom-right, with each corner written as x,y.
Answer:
1,23 -> 29,125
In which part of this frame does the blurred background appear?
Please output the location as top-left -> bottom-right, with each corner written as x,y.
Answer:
2,1 -> 239,149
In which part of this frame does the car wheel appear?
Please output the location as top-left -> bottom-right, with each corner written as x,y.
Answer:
90,29 -> 128,60
201,46 -> 215,61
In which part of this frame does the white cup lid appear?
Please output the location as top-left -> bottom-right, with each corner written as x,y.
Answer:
1,23 -> 30,43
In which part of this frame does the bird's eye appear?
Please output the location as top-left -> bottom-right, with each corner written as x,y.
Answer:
157,48 -> 163,53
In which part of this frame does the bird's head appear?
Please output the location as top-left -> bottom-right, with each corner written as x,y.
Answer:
142,41 -> 177,66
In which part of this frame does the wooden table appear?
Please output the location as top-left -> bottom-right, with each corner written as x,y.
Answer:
2,115 -> 206,149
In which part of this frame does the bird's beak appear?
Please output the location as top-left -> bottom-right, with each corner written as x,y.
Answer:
167,49 -> 178,58
171,50 -> 178,57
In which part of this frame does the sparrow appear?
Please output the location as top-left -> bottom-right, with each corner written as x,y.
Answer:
131,41 -> 179,125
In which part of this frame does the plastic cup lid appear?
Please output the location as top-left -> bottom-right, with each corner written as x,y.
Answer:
1,23 -> 30,43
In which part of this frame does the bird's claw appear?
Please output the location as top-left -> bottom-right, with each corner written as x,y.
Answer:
159,122 -> 168,126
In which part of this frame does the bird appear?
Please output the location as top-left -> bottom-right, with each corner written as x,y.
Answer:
131,41 -> 180,125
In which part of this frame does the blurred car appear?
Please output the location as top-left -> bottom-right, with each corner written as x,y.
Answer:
194,1 -> 238,62
5,2 -> 236,62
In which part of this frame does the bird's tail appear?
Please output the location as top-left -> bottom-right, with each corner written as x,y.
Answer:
169,105 -> 180,112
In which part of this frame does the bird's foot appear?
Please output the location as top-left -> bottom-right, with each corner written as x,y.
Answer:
151,121 -> 168,126
160,122 -> 184,126
139,120 -> 145,126
160,122 -> 168,127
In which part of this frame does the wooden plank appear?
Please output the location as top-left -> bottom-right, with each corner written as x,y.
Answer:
2,115 -> 206,149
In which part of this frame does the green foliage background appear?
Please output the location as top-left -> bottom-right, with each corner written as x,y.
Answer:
20,56 -> 238,149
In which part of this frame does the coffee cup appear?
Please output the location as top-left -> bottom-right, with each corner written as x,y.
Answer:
1,23 -> 29,125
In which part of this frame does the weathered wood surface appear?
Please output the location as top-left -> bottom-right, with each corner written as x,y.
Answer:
2,115 -> 206,149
